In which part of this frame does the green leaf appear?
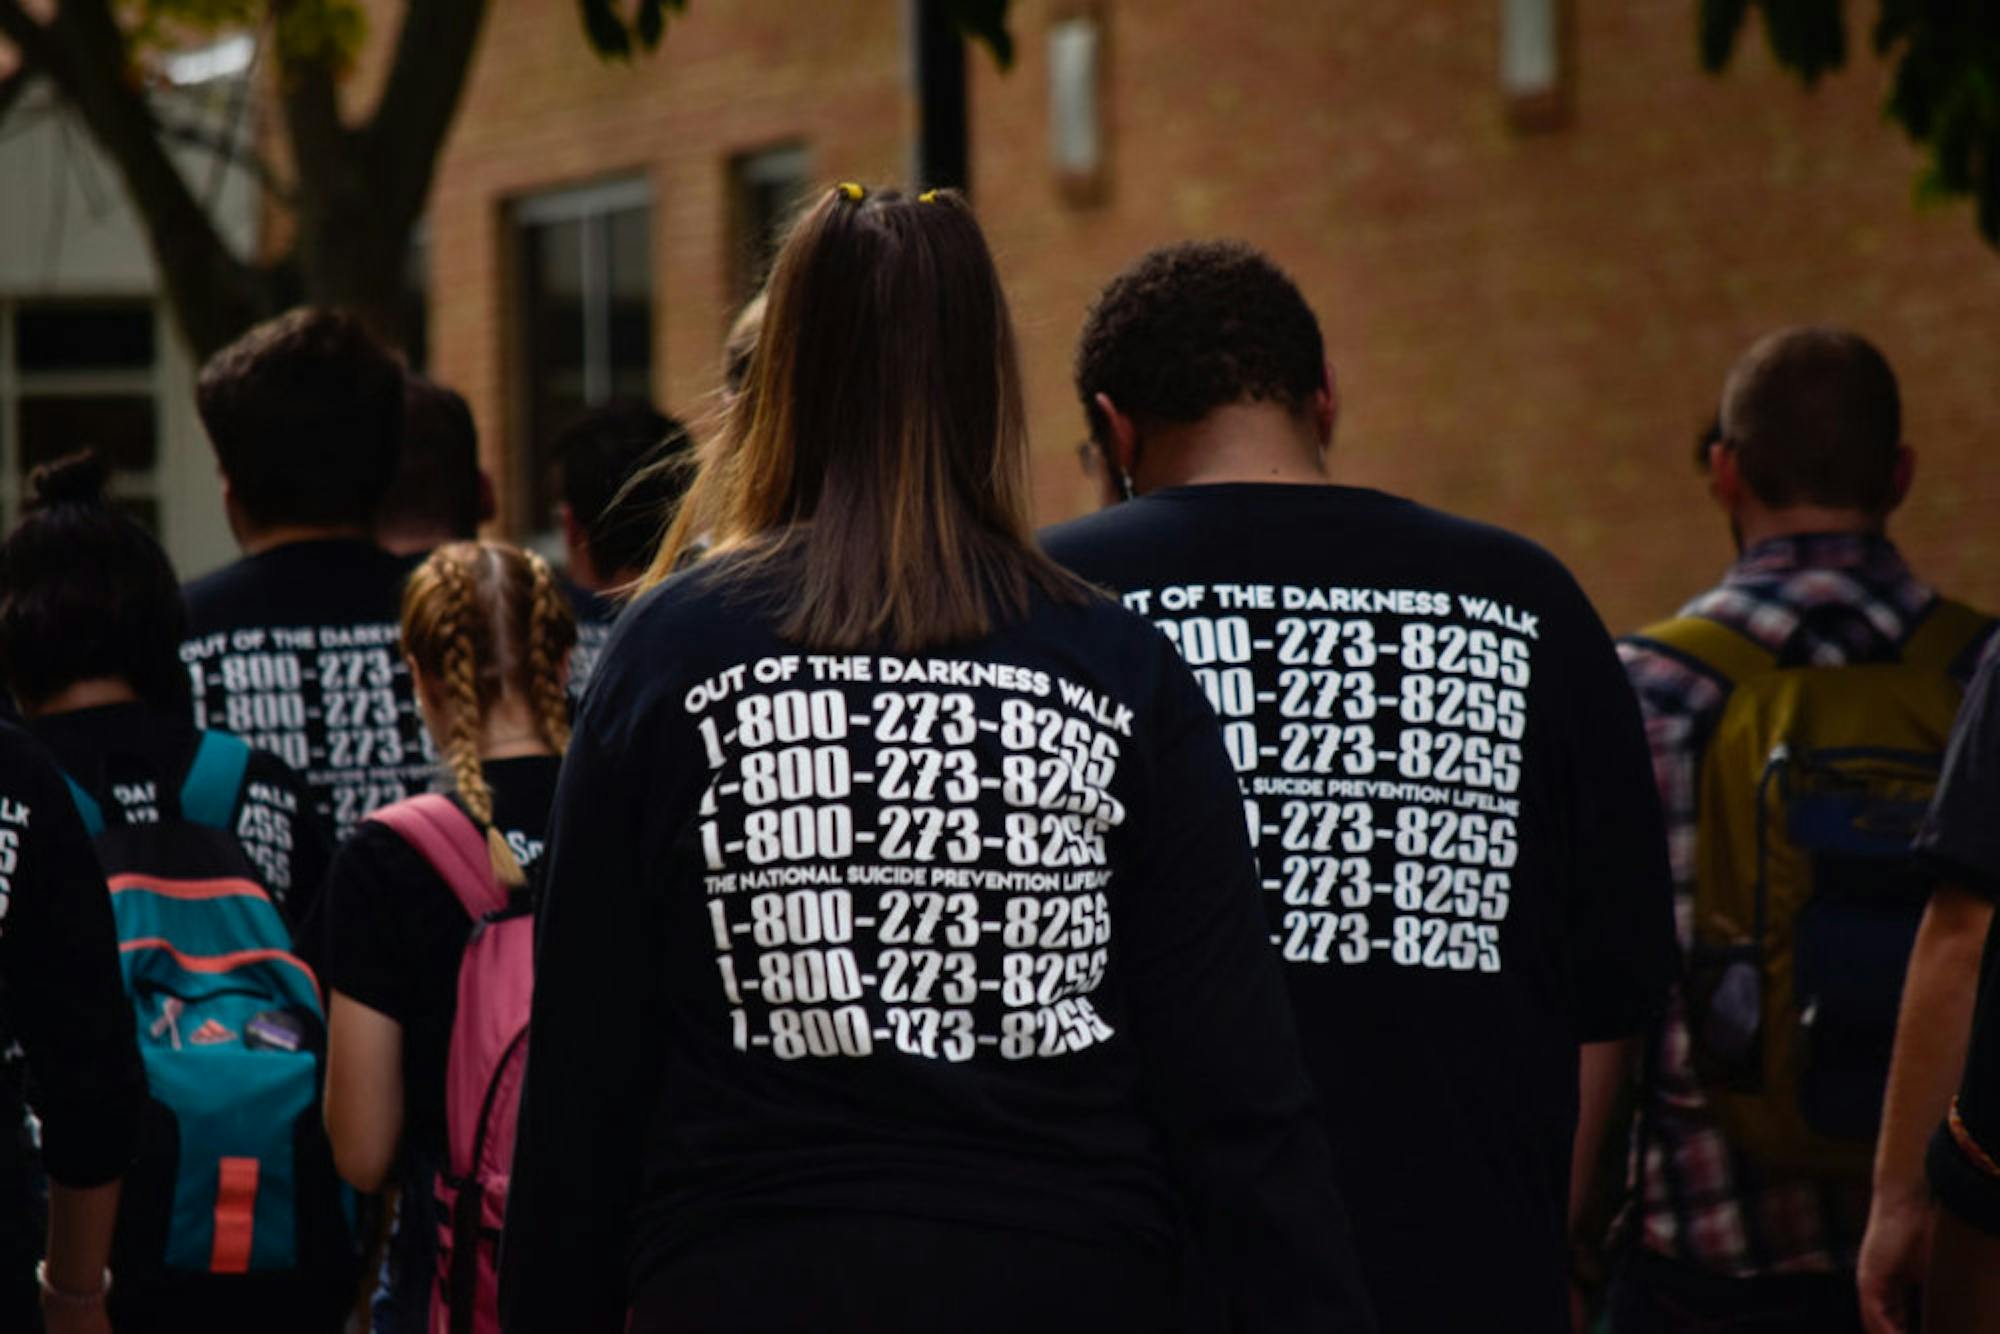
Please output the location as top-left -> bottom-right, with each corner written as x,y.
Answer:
1758,0 -> 1848,87
635,0 -> 668,50
580,0 -> 634,61
1699,0 -> 1754,72
941,0 -> 1015,71
579,0 -> 688,60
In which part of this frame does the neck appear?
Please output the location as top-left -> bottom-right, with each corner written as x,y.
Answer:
377,526 -> 462,559
565,542 -> 605,593
475,694 -> 558,762
1133,403 -> 1329,493
28,677 -> 141,718
240,524 -> 371,556
1734,505 -> 1885,553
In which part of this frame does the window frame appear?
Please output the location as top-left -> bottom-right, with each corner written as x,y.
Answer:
727,143 -> 812,311
1499,0 -> 1574,133
507,175 -> 655,540
1047,2 -> 1111,205
0,297 -> 167,533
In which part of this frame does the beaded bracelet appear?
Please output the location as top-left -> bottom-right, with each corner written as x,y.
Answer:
36,1261 -> 111,1306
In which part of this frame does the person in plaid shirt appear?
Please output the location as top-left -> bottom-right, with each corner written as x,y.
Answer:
1608,327 -> 1995,1332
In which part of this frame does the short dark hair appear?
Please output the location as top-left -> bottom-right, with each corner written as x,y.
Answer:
1075,240 -> 1325,438
554,402 -> 693,580
196,307 -> 405,530
1720,327 -> 1902,512
379,374 -> 481,541
0,451 -> 187,714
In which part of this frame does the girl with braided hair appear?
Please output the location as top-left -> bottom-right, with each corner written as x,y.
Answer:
320,539 -> 574,1333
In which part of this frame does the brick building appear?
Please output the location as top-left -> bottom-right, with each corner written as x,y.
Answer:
415,0 -> 2000,632
7,2 -> 1998,628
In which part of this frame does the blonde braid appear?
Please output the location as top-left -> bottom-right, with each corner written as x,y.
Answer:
432,548 -> 526,888
522,550 -> 575,754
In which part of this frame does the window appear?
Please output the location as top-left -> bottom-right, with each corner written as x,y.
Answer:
512,178 -> 653,536
1048,7 -> 1108,203
729,144 -> 810,308
0,300 -> 163,532
1500,0 -> 1572,131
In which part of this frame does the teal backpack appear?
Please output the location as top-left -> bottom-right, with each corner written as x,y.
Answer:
62,732 -> 354,1282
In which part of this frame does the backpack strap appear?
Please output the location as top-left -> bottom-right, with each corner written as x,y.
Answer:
178,731 -> 253,831
1629,615 -> 1779,689
1899,597 -> 1994,676
62,774 -> 106,838
367,794 -> 507,922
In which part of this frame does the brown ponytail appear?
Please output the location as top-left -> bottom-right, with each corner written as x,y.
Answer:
402,541 -> 578,888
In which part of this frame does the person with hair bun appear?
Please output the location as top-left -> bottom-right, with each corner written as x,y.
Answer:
0,450 -> 332,916
0,449 -> 344,1330
318,539 -> 575,1332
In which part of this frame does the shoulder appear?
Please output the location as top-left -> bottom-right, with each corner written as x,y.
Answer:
240,744 -> 316,808
0,719 -> 70,799
324,817 -> 459,916
181,557 -> 256,627
1927,596 -> 2000,683
1616,628 -> 1730,725
1393,497 -> 1589,589
0,723 -> 99,872
586,564 -> 775,708
565,578 -> 618,627
1020,588 -> 1207,741
1038,504 -> 1144,562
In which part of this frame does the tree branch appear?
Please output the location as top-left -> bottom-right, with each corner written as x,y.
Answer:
154,116 -> 296,206
274,14 -> 346,175
361,0 -> 489,230
0,0 -> 276,356
0,63 -> 36,123
0,0 -> 51,61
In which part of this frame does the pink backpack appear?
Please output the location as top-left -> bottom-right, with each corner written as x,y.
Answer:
367,793 -> 534,1334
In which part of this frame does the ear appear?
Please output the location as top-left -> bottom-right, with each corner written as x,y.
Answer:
559,504 -> 596,587
1707,440 -> 1743,512
220,474 -> 249,548
1313,360 -> 1337,449
1886,445 -> 1916,514
1093,392 -> 1140,478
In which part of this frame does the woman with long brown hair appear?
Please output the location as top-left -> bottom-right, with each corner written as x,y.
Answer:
501,187 -> 1372,1333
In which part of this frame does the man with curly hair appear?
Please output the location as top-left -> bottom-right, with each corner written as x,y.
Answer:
1042,240 -> 1676,1332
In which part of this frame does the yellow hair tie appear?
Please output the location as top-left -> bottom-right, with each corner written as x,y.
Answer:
918,189 -> 941,204
836,182 -> 865,201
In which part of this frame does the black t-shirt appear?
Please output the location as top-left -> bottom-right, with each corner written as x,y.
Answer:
501,565 -> 1373,1333
27,702 -> 332,924
566,579 -> 619,702
1918,646 -> 2000,1233
315,756 -> 560,1164
1043,483 -> 1676,1333
181,539 -> 432,840
0,720 -> 145,1188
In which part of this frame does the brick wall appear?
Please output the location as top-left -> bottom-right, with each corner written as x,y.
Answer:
420,0 -> 2000,633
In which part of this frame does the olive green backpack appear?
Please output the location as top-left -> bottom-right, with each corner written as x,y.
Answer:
1630,599 -> 1991,1177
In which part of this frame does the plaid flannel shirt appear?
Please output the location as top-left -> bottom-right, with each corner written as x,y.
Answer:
1616,533 -> 1990,1277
